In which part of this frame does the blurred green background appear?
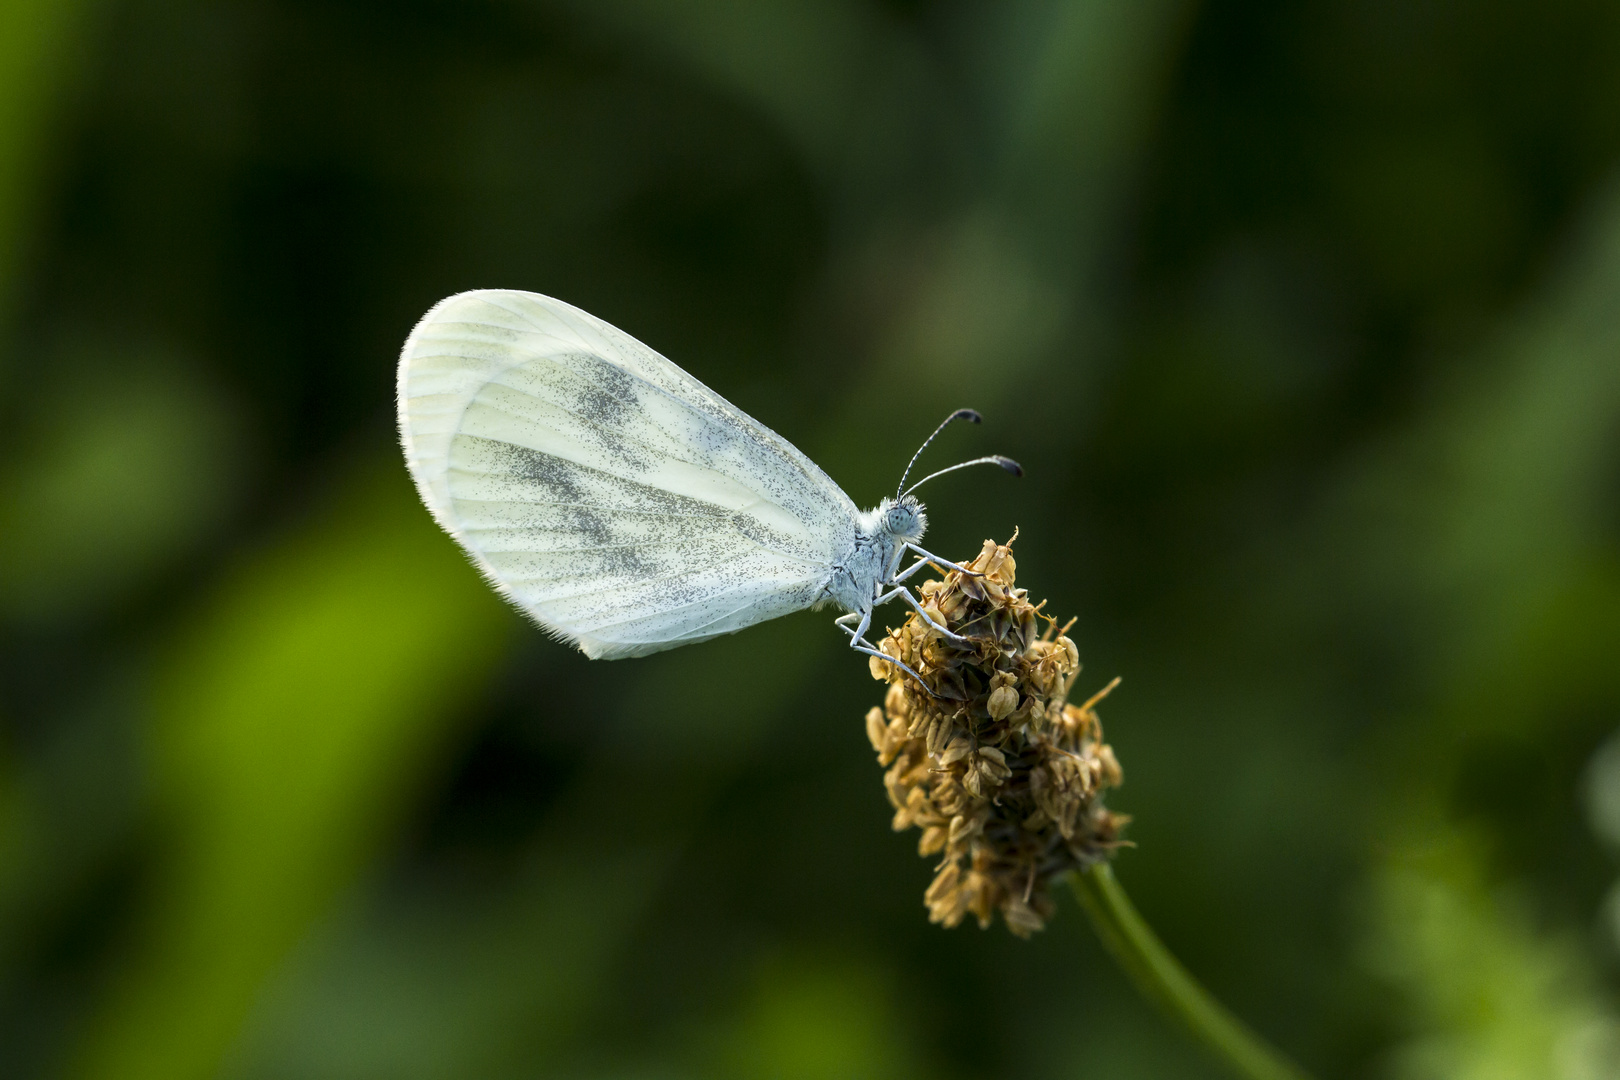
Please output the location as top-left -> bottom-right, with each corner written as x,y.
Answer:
2,1 -> 1619,1077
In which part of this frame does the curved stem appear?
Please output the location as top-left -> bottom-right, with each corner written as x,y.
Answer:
1070,864 -> 1316,1080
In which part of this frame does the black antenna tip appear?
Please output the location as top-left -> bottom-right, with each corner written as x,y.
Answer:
951,408 -> 983,424
994,455 -> 1023,478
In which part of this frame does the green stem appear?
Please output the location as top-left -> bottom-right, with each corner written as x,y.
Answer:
1070,864 -> 1316,1080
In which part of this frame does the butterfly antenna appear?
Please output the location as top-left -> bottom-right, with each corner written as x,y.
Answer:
902,455 -> 1022,499
897,408 -> 983,499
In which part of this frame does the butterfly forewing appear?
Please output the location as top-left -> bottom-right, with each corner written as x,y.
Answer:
398,290 -> 858,658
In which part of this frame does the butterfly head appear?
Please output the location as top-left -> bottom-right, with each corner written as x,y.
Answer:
877,494 -> 928,544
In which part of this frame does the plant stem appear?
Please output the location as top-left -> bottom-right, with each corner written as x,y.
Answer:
1070,863 -> 1316,1080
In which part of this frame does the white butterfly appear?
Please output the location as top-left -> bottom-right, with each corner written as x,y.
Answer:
396,289 -> 1019,687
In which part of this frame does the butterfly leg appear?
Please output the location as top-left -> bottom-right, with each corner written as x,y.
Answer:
899,543 -> 984,579
891,556 -> 940,584
872,585 -> 974,644
835,610 -> 937,694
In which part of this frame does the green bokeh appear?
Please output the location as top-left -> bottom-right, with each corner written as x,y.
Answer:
1,2 -> 1618,1078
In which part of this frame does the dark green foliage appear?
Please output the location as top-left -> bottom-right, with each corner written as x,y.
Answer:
1,2 -> 1618,1077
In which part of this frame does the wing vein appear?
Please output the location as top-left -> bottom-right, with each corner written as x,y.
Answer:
429,336 -> 849,515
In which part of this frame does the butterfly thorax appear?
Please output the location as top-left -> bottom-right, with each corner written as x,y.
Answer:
827,496 -> 928,614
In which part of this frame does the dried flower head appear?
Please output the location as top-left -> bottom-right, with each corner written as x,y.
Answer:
865,536 -> 1127,937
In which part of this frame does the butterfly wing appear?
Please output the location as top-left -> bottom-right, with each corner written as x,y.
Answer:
397,289 -> 860,658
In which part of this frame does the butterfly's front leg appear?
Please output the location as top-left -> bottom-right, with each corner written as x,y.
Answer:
890,556 -> 937,584
899,543 -> 983,580
891,554 -> 981,585
872,585 -> 972,645
835,608 -> 936,695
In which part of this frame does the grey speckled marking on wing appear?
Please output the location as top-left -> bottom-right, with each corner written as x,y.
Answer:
398,289 -> 860,658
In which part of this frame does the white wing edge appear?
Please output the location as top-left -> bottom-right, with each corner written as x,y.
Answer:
397,290 -> 599,653
397,290 -> 473,543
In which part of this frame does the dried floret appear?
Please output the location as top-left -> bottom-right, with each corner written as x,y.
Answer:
867,536 -> 1128,936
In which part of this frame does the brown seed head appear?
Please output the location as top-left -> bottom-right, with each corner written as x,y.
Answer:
867,536 -> 1128,936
